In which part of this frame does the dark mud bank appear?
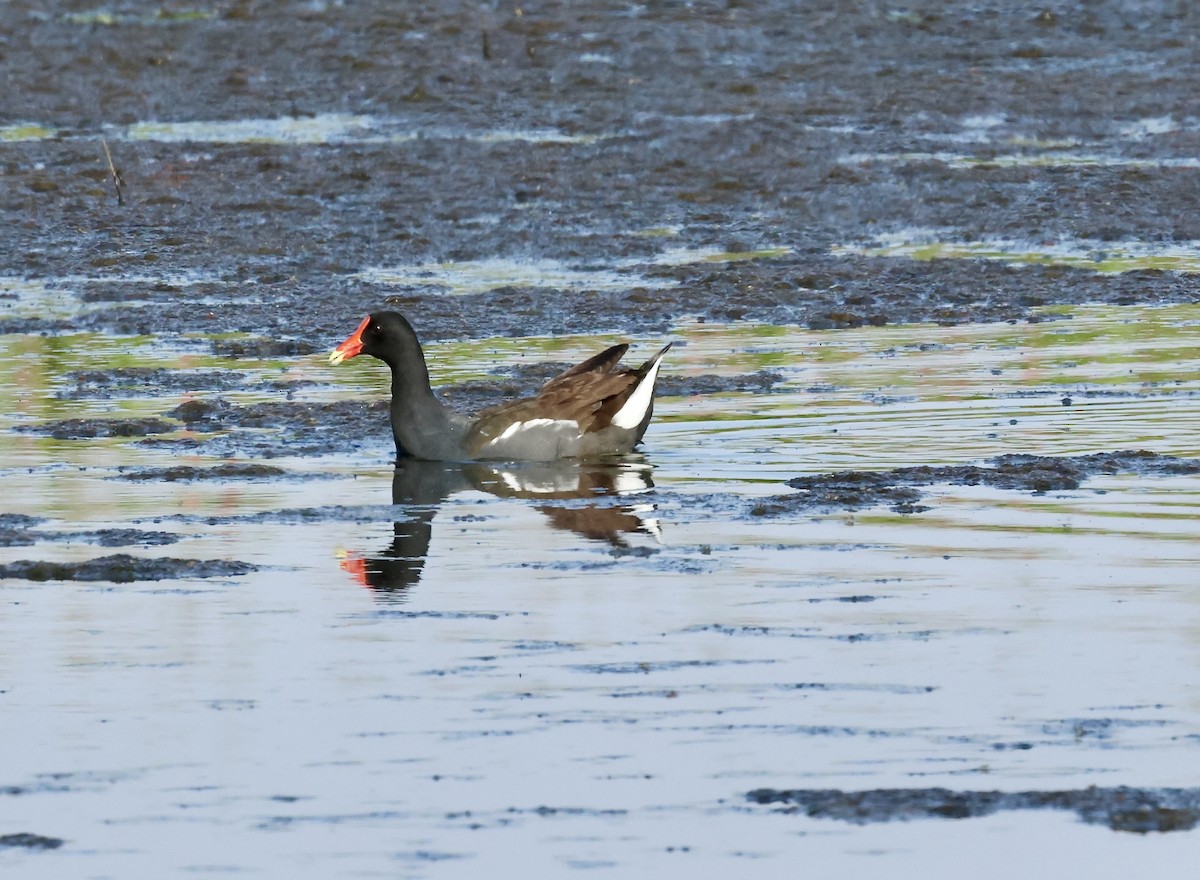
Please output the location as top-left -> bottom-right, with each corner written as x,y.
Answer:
4,2 -> 1200,345
753,450 -> 1200,515
0,554 -> 256,583
29,369 -> 784,459
0,833 -> 64,851
748,785 -> 1200,834
0,514 -> 180,549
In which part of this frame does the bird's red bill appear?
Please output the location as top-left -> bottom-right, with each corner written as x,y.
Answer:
329,315 -> 371,364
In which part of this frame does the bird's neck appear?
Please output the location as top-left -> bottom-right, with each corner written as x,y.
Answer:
388,363 -> 466,460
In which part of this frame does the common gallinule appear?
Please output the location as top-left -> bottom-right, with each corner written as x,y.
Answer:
329,311 -> 671,461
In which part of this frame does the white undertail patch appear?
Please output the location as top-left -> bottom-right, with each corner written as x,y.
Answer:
611,355 -> 664,430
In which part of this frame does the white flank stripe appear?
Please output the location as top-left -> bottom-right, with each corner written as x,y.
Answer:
611,356 -> 663,430
497,417 -> 555,441
483,418 -> 577,448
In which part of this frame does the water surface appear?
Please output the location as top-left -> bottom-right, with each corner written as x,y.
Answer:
2,305 -> 1199,876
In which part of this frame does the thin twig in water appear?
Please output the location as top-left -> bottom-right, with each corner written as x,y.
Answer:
101,138 -> 125,206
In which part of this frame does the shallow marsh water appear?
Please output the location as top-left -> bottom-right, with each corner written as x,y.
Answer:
3,304 -> 1200,877
5,0 -> 1200,875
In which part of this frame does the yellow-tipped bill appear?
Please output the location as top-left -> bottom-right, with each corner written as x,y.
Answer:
329,315 -> 371,364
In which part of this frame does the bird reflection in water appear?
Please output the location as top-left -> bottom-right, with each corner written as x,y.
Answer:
340,458 -> 660,600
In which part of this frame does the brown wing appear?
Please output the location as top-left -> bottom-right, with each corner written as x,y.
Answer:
539,343 -> 629,388
468,370 -> 640,444
464,342 -> 669,450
